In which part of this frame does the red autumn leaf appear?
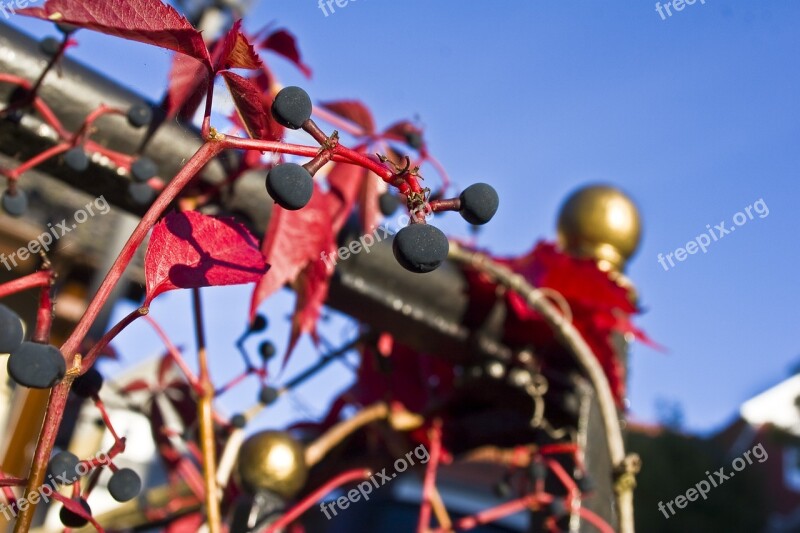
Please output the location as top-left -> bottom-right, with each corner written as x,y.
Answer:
327,161 -> 383,232
261,29 -> 312,78
221,72 -> 271,140
20,0 -> 211,67
144,211 -> 268,305
120,379 -> 150,394
249,186 -> 339,358
214,19 -> 262,72
319,100 -> 375,135
286,258 -> 331,358
163,54 -> 209,121
384,120 -> 424,147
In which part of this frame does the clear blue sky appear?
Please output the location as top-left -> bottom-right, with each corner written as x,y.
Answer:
8,0 -> 800,435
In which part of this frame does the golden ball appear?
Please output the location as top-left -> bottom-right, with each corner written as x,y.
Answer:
236,431 -> 308,498
557,184 -> 642,272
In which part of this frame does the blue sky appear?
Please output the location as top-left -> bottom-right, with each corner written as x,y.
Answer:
8,0 -> 800,434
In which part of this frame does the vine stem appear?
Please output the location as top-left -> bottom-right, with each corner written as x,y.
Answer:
0,270 -> 52,299
13,141 -> 224,532
192,288 -> 221,533
417,419 -> 442,533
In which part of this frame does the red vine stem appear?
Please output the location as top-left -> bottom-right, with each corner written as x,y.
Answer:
32,273 -> 54,344
417,419 -> 442,533
81,307 -> 148,372
0,270 -> 52,299
13,141 -> 224,532
265,468 -> 372,533
4,143 -> 70,180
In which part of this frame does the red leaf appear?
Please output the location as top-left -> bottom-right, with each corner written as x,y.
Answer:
21,0 -> 211,66
250,186 -> 338,358
144,211 -> 268,305
286,258 -> 331,358
163,54 -> 209,121
327,162 -> 383,231
214,19 -> 262,72
222,72 -> 270,140
120,379 -> 150,394
319,100 -> 375,135
261,29 -> 311,78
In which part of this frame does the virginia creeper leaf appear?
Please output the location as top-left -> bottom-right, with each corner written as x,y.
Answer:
261,29 -> 311,78
20,0 -> 211,66
144,211 -> 268,305
221,72 -> 271,140
319,100 -> 375,135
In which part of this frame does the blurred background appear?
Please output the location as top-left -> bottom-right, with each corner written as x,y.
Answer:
1,0 -> 798,531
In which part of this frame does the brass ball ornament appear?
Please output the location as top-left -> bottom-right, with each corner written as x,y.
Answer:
236,430 -> 308,498
556,184 -> 642,272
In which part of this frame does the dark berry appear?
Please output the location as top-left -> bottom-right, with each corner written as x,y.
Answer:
56,22 -> 79,34
59,499 -> 91,528
259,341 -> 276,362
271,86 -> 312,129
231,413 -> 247,428
72,367 -> 103,398
64,147 -> 89,172
107,468 -> 142,502
2,189 -> 28,217
39,36 -> 61,57
576,474 -> 594,494
378,192 -> 401,217
127,104 -> 152,128
459,183 -> 499,225
0,304 -> 24,354
392,223 -> 449,273
265,163 -> 313,210
547,497 -> 568,519
4,87 -> 30,124
7,342 -> 66,389
131,157 -> 158,182
405,131 -> 424,150
127,182 -> 155,205
258,386 -> 279,405
47,451 -> 80,485
250,314 -> 268,332
531,461 -> 547,483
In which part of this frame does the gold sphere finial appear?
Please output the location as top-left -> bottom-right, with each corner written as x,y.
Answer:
236,431 -> 308,498
557,184 -> 642,272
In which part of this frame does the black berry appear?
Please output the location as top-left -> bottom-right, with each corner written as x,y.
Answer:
378,192 -> 401,217
547,497 -> 568,519
231,413 -> 247,428
56,22 -> 79,34
392,223 -> 449,273
127,104 -> 152,128
0,304 -> 24,354
39,36 -> 61,57
59,499 -> 91,528
459,183 -> 499,225
64,147 -> 89,172
127,182 -> 155,205
131,157 -> 158,182
2,189 -> 28,217
259,341 -> 276,362
107,468 -> 142,502
271,86 -> 312,129
258,386 -> 279,405
72,367 -> 103,398
405,131 -> 424,150
576,474 -> 594,494
265,163 -> 313,210
47,451 -> 80,485
250,314 -> 268,332
4,87 -> 30,124
7,342 -> 66,389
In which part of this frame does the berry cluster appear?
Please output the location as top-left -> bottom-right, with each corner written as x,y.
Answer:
265,86 -> 499,273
